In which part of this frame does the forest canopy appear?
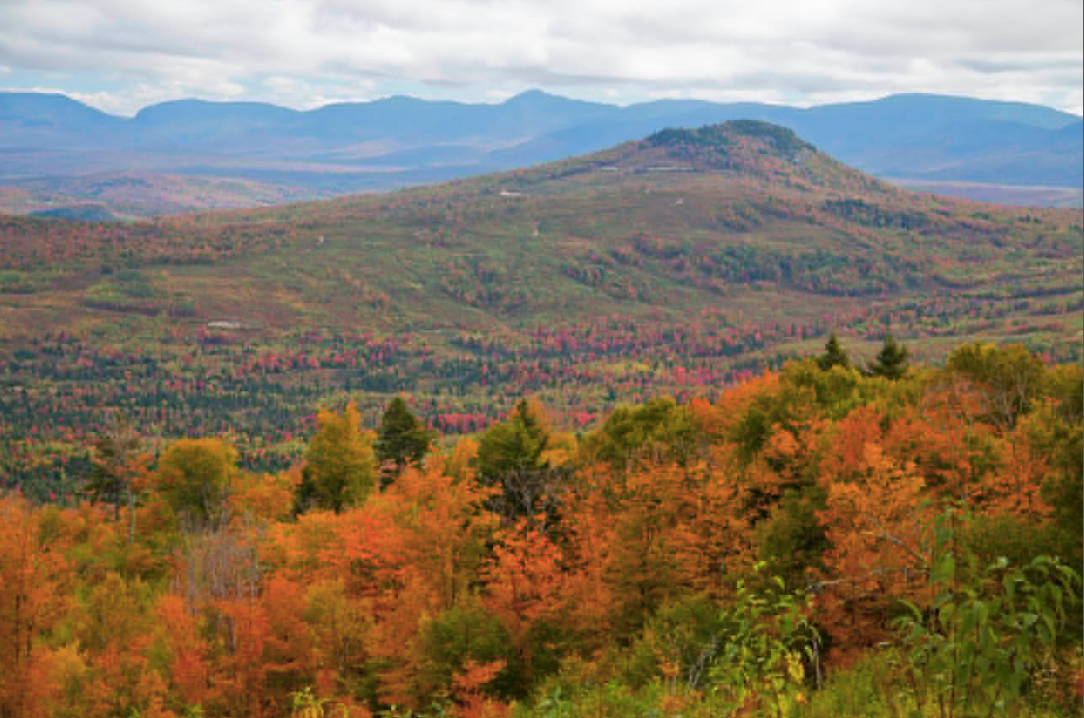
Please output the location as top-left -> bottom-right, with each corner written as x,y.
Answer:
0,340 -> 1081,718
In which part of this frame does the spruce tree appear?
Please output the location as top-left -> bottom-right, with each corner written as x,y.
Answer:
817,332 -> 851,371
375,397 -> 435,482
87,410 -> 141,520
869,333 -> 910,380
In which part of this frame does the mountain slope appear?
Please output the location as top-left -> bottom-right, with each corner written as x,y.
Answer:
1,121 -> 1080,471
1,120 -> 1078,336
0,92 -> 126,150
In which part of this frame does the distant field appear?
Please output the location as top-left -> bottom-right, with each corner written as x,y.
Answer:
0,172 -> 334,219
893,178 -> 1084,208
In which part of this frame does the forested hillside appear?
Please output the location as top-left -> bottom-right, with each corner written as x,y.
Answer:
1,339 -> 1081,717
2,121 -> 1081,499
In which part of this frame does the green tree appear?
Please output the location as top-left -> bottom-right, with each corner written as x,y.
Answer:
1024,402 -> 1084,566
416,603 -> 522,703
474,399 -> 550,482
817,332 -> 850,371
374,397 -> 435,484
580,397 -> 696,473
473,399 -> 563,526
86,410 -> 145,542
156,438 -> 239,526
945,342 -> 1045,429
304,403 -> 376,513
867,333 -> 909,380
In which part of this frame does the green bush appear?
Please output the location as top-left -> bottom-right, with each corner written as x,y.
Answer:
889,507 -> 1081,718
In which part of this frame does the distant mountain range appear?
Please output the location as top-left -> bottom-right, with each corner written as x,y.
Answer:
1,90 -> 1080,214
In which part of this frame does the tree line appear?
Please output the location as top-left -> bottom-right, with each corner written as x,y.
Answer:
1,338 -> 1081,717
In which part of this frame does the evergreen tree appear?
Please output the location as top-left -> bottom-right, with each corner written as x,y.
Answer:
292,464 -> 319,517
817,332 -> 851,371
375,397 -> 435,483
86,411 -> 140,519
473,398 -> 564,527
868,333 -> 910,380
86,410 -> 145,542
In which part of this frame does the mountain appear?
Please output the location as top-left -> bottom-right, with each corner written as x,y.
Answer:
1,120 -> 1080,475
0,92 -> 126,150
888,118 -> 1083,187
489,94 -> 1082,186
0,91 -> 1079,214
2,119 -> 1078,338
130,99 -> 301,152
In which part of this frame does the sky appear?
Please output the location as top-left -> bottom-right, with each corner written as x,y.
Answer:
1,0 -> 1081,117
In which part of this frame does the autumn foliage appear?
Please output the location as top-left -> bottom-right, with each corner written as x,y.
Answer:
0,341 -> 1081,717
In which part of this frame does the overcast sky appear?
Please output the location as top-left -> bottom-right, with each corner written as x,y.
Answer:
1,0 -> 1081,116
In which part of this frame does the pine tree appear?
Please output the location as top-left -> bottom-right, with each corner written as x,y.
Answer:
87,410 -> 140,520
471,399 -> 566,526
375,397 -> 435,483
868,333 -> 910,380
817,332 -> 851,371
87,410 -> 146,542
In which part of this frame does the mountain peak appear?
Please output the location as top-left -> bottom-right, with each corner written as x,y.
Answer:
503,89 -> 561,104
638,120 -> 819,178
647,121 -> 813,157
501,89 -> 611,111
591,119 -> 891,193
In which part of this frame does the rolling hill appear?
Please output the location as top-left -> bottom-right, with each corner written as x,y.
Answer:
1,91 -> 1080,216
1,120 -> 1081,488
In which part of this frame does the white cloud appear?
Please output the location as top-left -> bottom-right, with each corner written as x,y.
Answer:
0,0 -> 1079,115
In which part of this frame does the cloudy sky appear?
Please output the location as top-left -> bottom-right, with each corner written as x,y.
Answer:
1,0 -> 1081,116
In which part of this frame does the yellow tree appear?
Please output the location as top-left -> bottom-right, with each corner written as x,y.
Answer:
156,438 -> 240,527
304,404 -> 376,513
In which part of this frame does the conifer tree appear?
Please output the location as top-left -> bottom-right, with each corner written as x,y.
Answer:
474,399 -> 550,482
86,410 -> 142,524
472,399 -> 562,525
375,397 -> 435,483
817,332 -> 851,371
868,333 -> 910,380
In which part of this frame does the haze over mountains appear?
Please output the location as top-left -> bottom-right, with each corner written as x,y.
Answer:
1,90 -> 1081,216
